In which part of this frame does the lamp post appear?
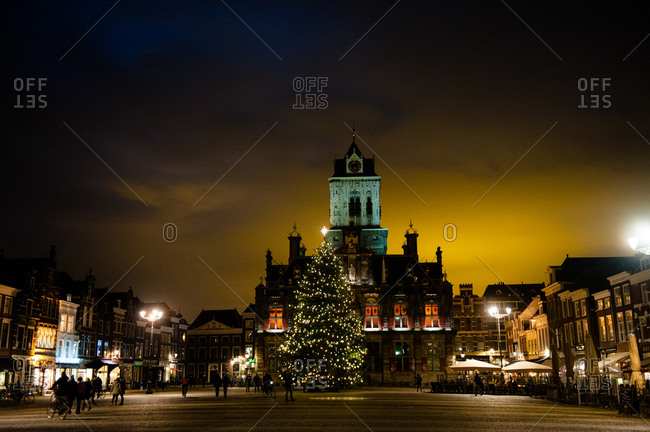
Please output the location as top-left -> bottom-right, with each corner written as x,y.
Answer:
140,309 -> 163,394
489,307 -> 511,368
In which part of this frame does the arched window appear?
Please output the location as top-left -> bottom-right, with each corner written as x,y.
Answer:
366,197 -> 372,216
349,197 -> 361,217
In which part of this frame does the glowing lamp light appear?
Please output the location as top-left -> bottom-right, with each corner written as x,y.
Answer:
321,226 -> 328,236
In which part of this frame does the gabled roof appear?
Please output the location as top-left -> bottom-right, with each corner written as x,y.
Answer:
332,138 -> 377,177
189,309 -> 242,330
0,257 -> 52,289
554,256 -> 639,293
482,283 -> 545,302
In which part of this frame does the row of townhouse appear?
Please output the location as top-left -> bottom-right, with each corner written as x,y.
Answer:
505,254 -> 650,386
0,246 -> 189,391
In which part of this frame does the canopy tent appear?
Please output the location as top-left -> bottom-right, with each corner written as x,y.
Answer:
629,334 -> 643,389
449,359 -> 501,372
503,361 -> 553,373
598,352 -> 630,370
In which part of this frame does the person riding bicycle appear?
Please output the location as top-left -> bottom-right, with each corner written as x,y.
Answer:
50,372 -> 69,411
181,376 -> 189,397
262,372 -> 273,396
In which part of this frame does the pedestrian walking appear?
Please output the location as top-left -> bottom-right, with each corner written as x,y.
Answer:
415,373 -> 423,392
245,375 -> 252,392
118,377 -> 126,405
110,379 -> 121,405
84,377 -> 93,408
283,368 -> 295,402
181,376 -> 189,397
222,373 -> 230,397
474,371 -> 484,396
92,375 -> 102,403
75,377 -> 88,414
213,373 -> 222,397
66,375 -> 78,414
253,374 -> 261,393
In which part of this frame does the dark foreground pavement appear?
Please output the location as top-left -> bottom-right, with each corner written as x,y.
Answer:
0,387 -> 647,432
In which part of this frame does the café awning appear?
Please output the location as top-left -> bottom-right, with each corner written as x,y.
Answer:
82,358 -> 119,371
449,359 -> 501,372
503,360 -> 553,373
598,352 -> 630,370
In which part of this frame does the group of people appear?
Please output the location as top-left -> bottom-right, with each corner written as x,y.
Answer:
211,373 -> 232,397
51,371 -> 104,414
178,371 -> 294,401
51,371 -> 127,414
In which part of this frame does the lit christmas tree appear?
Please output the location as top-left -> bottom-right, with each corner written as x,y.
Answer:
281,241 -> 365,389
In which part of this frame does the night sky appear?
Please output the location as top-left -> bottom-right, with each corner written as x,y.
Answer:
3,1 -> 650,321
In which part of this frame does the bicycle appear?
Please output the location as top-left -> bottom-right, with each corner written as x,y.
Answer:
47,394 -> 69,419
6,388 -> 35,404
262,381 -> 276,398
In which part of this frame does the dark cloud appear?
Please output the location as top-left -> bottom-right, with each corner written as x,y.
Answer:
3,1 -> 650,320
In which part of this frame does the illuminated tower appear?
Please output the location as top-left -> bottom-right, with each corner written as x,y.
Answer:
324,131 -> 388,254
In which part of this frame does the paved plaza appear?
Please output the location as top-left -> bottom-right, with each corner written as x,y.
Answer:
0,387 -> 648,432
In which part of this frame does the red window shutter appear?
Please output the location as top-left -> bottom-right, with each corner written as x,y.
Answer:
407,316 -> 414,328
263,318 -> 269,330
394,305 -> 400,315
390,358 -> 396,372
439,316 -> 445,328
421,357 -> 428,372
388,317 -> 395,328
420,316 -> 426,328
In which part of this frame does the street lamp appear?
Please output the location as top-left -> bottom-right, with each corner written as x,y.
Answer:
629,231 -> 650,255
140,309 -> 163,394
489,307 -> 511,368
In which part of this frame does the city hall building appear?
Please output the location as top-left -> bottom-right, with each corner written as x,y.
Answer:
254,134 -> 456,386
